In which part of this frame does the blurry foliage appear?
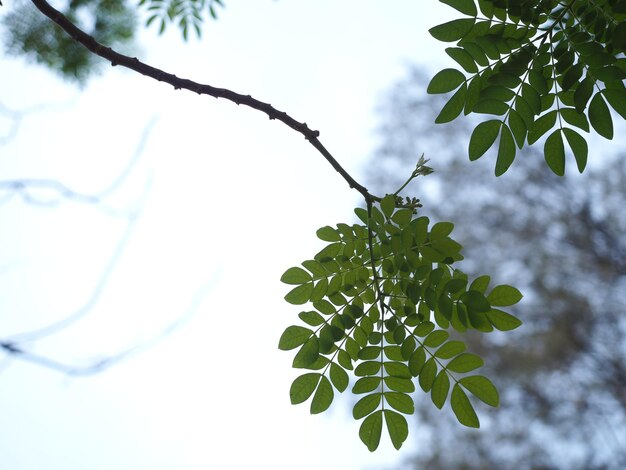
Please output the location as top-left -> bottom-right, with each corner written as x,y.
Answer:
2,0 -> 225,81
2,0 -> 136,83
140,0 -> 224,39
369,68 -> 626,468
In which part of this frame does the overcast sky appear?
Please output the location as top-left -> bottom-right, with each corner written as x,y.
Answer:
0,1 -> 458,469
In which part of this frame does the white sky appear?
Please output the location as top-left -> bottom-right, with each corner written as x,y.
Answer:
0,1 -> 458,469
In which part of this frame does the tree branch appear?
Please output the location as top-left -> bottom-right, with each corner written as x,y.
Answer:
30,0 -> 377,202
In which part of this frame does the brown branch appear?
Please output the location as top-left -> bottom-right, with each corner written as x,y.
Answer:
30,0 -> 377,202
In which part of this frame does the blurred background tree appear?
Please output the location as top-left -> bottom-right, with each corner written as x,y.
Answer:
367,68 -> 626,469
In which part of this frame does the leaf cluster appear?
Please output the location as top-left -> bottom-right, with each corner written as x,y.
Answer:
139,0 -> 225,39
2,0 -> 136,82
279,195 -> 522,450
428,0 -> 626,175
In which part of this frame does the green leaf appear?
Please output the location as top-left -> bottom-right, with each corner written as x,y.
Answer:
460,375 -> 499,407
359,346 -> 382,360
298,310 -> 325,326
446,47 -> 478,73
355,360 -> 381,376
315,242 -> 342,261
424,329 -> 450,347
451,384 -> 480,428
316,226 -> 341,242
419,358 -> 437,392
380,194 -> 396,218
429,18 -> 476,42
354,207 -> 369,224
280,267 -> 313,285
313,299 -> 336,315
384,392 -> 415,414
353,393 -> 382,419
469,120 -> 501,160
360,410 -> 383,451
431,370 -> 450,409
435,340 -> 467,359
384,361 -> 412,379
353,377 -> 382,394
603,88 -> 626,120
486,309 -> 522,331
461,290 -> 491,313
495,125 -> 516,176
589,93 -> 614,139
290,373 -> 321,404
563,128 -> 588,173
544,129 -> 565,176
440,0 -> 477,16
292,337 -> 320,368
329,362 -> 349,392
445,278 -> 467,294
574,77 -> 594,113
284,283 -> 314,305
384,410 -> 409,450
446,353 -> 484,373
508,109 -> 527,148
310,375 -> 334,414
560,108 -> 589,132
435,83 -> 468,123
278,325 -> 313,351
391,209 -> 413,227
469,275 -> 490,294
487,284 -> 523,306
383,376 -> 415,394
528,110 -> 557,144
428,68 -> 467,94
430,221 -> 454,239
409,347 -> 426,376
302,260 -> 327,278
473,99 -> 509,116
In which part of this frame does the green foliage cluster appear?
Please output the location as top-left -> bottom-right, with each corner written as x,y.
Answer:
139,0 -> 224,39
2,0 -> 136,82
428,0 -> 626,175
279,194 -> 522,450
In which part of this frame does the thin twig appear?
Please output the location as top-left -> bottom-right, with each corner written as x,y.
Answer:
0,276 -> 217,375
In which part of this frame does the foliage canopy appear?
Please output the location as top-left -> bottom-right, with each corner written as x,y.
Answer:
428,0 -> 626,175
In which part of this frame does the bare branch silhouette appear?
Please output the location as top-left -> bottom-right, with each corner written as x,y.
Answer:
0,98 -> 77,145
29,0 -> 379,202
0,116 -> 157,212
0,274 -> 218,375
